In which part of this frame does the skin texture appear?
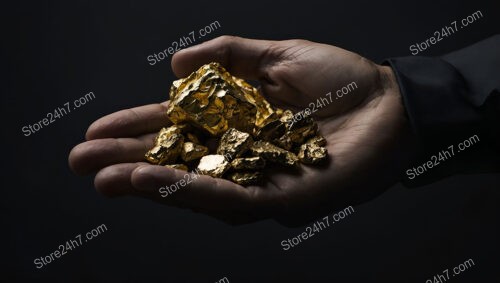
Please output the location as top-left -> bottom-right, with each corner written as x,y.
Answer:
69,36 -> 417,226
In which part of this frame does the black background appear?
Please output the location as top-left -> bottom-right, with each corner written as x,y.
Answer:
3,0 -> 500,282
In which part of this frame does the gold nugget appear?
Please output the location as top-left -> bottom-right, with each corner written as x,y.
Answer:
255,118 -> 286,141
144,62 -> 328,186
216,128 -> 253,161
166,62 -> 275,136
306,135 -> 327,147
228,171 -> 263,186
196,154 -> 231,178
281,111 -> 318,146
154,124 -> 191,144
154,126 -> 179,144
181,142 -> 208,162
231,156 -> 266,170
272,109 -> 317,150
145,133 -> 184,165
250,141 -> 298,167
298,143 -> 328,164
231,76 -> 276,128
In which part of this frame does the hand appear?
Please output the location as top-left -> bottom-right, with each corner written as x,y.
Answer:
69,36 -> 417,226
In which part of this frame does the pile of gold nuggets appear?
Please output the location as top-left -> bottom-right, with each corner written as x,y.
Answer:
145,62 -> 328,186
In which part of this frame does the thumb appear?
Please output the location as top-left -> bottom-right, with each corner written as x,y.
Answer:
171,35 -> 277,80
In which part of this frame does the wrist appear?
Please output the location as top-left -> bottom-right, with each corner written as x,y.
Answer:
377,65 -> 400,98
376,64 -> 421,180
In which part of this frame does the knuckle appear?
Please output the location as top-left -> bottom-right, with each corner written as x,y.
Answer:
217,35 -> 240,44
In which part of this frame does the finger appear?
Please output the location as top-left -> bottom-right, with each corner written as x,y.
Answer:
171,35 -> 277,80
95,163 -> 268,224
94,163 -> 146,197
69,133 -> 156,175
130,164 -> 263,213
94,163 -> 194,205
255,86 -> 302,113
86,102 -> 171,140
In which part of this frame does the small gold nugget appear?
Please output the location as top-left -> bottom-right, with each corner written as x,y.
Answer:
196,154 -> 231,178
181,142 -> 208,162
145,62 -> 329,186
250,141 -> 298,167
306,135 -> 327,147
216,128 -> 253,161
154,126 -> 180,144
228,171 -> 263,186
145,133 -> 184,165
280,111 -> 318,146
231,156 -> 266,170
255,118 -> 286,141
298,143 -> 328,164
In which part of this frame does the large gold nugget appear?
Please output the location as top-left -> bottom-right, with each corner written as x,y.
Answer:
228,171 -> 263,186
166,62 -> 274,136
196,154 -> 231,178
181,142 -> 209,162
231,76 -> 275,128
145,133 -> 184,165
298,143 -> 328,164
250,141 -> 298,167
231,156 -> 266,170
216,128 -> 253,161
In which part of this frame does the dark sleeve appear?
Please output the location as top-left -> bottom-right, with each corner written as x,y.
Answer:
384,34 -> 500,187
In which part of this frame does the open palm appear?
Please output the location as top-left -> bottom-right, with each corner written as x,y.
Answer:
69,36 -> 416,226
